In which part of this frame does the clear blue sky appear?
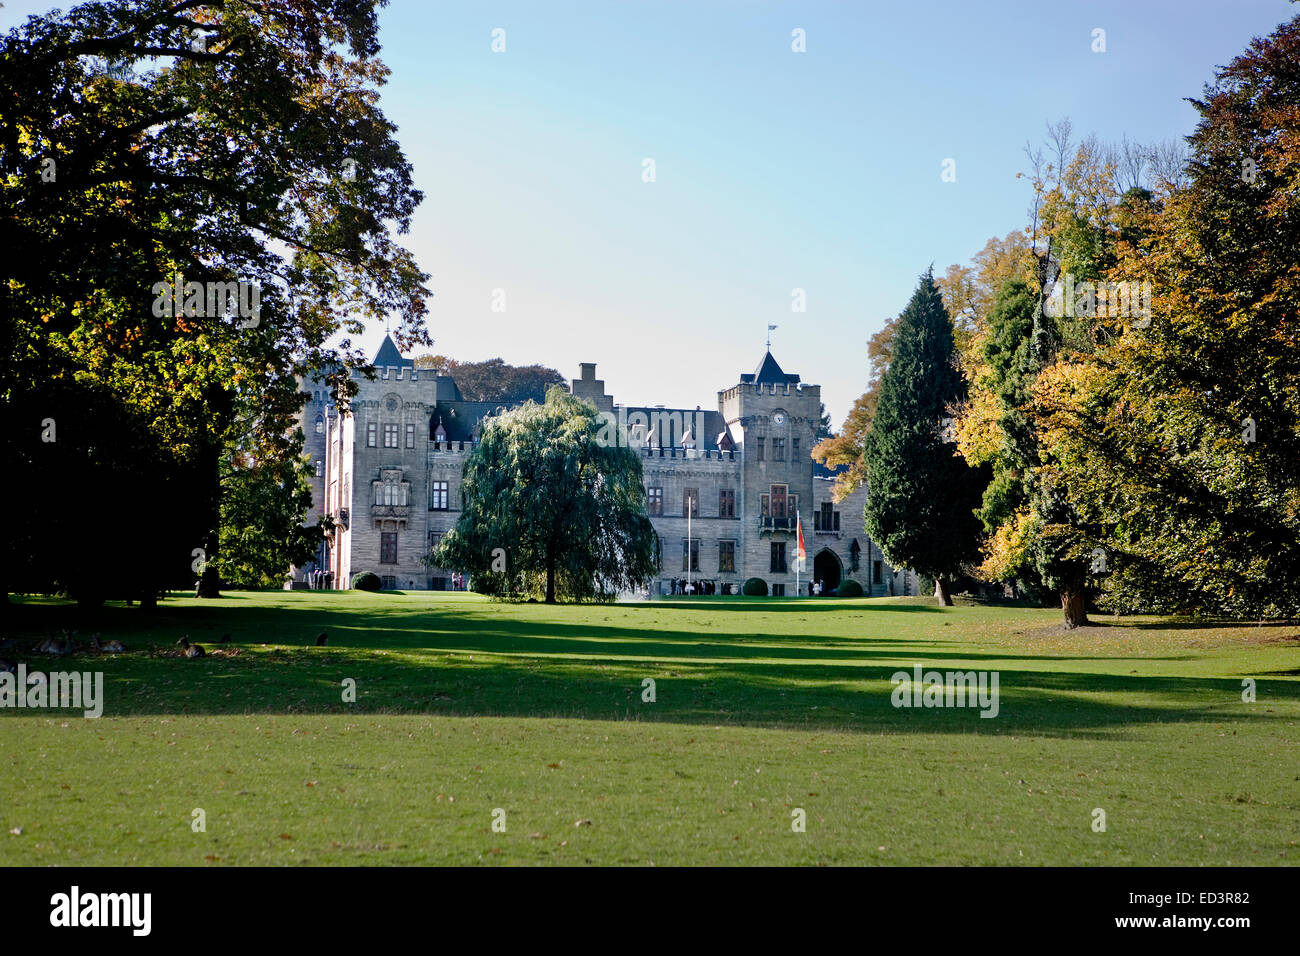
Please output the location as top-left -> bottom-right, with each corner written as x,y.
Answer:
374,0 -> 1296,423
8,0 -> 1294,423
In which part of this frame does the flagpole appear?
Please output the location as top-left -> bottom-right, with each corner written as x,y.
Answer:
795,510 -> 800,597
687,495 -> 692,593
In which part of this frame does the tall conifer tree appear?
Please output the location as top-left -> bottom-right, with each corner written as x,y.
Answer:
864,269 -> 987,605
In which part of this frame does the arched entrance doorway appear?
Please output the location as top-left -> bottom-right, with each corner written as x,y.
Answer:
813,549 -> 842,594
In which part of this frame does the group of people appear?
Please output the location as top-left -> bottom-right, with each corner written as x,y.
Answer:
309,568 -> 334,590
668,578 -> 725,595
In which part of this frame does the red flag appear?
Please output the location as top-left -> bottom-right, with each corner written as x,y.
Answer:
796,511 -> 806,567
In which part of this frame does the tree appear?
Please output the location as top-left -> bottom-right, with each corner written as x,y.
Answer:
944,123 -> 1172,626
1034,15 -> 1300,619
1,0 -> 428,608
432,387 -> 657,603
814,403 -> 833,441
216,410 -> 325,590
863,269 -> 987,605
411,355 -> 566,404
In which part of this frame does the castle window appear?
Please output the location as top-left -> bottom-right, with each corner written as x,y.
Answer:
792,438 -> 800,459
383,423 -> 399,448
683,488 -> 699,518
681,538 -> 700,572
405,424 -> 415,448
756,438 -> 765,461
647,487 -> 663,516
366,422 -> 377,447
315,460 -> 323,477
315,417 -> 324,435
770,542 -> 787,573
430,481 -> 449,510
772,438 -> 785,461
770,484 -> 788,519
874,560 -> 883,584
719,488 -> 735,518
376,476 -> 408,506
719,540 -> 735,573
380,532 -> 398,564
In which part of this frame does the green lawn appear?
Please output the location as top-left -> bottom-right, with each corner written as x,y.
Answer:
1,591 -> 1297,865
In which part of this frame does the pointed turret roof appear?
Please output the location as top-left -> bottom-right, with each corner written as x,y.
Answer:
740,350 -> 800,386
372,333 -> 413,368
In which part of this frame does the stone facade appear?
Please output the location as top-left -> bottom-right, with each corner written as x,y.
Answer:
292,336 -> 917,597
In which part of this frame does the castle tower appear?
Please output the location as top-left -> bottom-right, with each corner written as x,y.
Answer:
720,350 -> 821,595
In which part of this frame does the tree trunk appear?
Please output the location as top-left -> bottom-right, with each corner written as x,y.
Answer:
1060,569 -> 1090,628
196,564 -> 222,599
545,560 -> 556,604
934,577 -> 953,607
195,441 -> 223,598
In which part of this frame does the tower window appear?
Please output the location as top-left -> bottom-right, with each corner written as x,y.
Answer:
430,481 -> 449,510
683,488 -> 699,518
719,488 -> 735,518
376,475 -> 408,506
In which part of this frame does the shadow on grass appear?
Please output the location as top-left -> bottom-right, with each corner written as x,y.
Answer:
2,596 -> 1295,738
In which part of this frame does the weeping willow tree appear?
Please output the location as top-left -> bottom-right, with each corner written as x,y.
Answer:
432,387 -> 656,603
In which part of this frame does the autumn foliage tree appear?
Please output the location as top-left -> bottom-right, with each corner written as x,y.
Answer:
1,1 -> 429,607
1033,15 -> 1300,619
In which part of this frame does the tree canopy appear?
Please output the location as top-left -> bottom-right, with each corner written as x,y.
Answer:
432,387 -> 657,603
1,0 -> 428,606
412,355 -> 566,404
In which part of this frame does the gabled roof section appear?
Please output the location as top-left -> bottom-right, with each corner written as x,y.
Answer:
740,350 -> 800,386
372,333 -> 414,369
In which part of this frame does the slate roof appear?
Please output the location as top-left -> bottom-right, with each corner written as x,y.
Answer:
740,350 -> 800,386
372,333 -> 414,369
429,400 -> 524,442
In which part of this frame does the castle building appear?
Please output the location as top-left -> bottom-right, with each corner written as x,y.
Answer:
295,335 -> 915,597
